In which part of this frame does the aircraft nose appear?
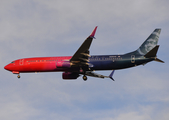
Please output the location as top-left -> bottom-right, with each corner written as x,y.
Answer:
4,64 -> 11,71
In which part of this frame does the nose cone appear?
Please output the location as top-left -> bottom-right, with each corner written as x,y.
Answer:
4,64 -> 11,71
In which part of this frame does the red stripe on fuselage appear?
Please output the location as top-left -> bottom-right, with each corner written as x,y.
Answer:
6,56 -> 72,73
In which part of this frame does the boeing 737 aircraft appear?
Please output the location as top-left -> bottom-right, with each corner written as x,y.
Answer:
4,27 -> 164,81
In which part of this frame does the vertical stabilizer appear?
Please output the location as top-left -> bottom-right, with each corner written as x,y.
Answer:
137,29 -> 161,55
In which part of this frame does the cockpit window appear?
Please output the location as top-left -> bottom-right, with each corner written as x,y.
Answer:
11,61 -> 15,63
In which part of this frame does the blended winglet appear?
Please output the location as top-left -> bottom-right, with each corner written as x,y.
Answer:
90,26 -> 98,39
109,70 -> 115,81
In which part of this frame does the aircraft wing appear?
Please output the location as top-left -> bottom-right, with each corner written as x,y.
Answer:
83,70 -> 115,81
70,26 -> 97,66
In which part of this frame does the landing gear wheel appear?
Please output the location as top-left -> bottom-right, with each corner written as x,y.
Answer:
17,75 -> 20,79
83,75 -> 87,81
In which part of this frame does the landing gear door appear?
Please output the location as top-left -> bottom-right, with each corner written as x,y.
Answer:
131,55 -> 135,63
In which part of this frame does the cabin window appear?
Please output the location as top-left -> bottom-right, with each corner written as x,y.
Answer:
11,61 -> 15,63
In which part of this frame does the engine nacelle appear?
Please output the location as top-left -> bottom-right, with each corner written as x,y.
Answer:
56,61 -> 71,68
62,72 -> 79,79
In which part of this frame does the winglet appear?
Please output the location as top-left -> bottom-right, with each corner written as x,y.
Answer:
109,70 -> 115,81
90,26 -> 98,39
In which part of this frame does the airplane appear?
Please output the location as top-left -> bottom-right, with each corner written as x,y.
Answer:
4,26 -> 164,81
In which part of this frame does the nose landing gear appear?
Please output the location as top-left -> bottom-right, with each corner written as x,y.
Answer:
17,74 -> 20,78
12,71 -> 20,79
83,75 -> 87,81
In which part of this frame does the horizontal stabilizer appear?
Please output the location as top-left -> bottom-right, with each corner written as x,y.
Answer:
155,58 -> 164,63
144,45 -> 159,58
144,45 -> 164,63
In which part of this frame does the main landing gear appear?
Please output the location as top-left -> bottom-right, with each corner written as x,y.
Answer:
83,75 -> 87,81
82,70 -> 87,81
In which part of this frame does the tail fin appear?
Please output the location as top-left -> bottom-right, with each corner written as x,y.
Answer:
137,29 -> 161,55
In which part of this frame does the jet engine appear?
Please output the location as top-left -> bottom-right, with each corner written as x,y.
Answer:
62,72 -> 79,79
56,61 -> 71,68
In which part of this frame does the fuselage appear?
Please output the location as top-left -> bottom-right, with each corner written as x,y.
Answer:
4,54 -> 154,73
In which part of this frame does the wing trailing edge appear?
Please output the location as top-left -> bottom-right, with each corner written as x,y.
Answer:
84,70 -> 115,81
